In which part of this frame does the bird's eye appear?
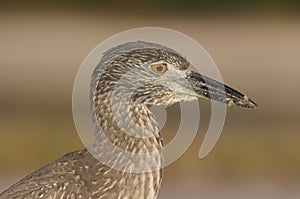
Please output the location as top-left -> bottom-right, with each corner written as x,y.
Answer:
150,63 -> 168,74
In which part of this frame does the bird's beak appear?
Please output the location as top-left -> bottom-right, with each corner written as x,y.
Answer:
186,71 -> 258,108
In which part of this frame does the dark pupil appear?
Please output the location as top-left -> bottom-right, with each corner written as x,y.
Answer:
156,65 -> 163,71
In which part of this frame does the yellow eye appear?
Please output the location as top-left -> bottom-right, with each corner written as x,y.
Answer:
150,63 -> 168,74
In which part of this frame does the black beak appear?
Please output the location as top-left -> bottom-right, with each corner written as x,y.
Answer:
187,71 -> 258,108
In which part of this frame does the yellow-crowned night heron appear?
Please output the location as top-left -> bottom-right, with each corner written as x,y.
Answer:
0,41 -> 257,199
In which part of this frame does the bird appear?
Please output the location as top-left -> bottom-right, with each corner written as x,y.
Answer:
0,41 -> 257,199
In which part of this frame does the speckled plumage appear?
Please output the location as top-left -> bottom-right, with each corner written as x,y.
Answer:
0,41 -> 257,199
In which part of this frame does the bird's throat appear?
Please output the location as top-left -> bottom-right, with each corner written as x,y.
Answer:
91,90 -> 164,172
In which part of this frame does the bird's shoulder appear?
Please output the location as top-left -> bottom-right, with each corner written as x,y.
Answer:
0,149 -> 95,199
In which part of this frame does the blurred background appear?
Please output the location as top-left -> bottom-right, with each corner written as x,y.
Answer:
0,0 -> 300,198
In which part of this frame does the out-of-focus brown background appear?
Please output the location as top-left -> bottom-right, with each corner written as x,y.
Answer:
1,1 -> 300,198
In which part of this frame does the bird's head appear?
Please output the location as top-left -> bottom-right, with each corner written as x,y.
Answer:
92,41 -> 257,109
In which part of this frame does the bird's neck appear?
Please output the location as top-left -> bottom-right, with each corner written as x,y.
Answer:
91,90 -> 164,172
